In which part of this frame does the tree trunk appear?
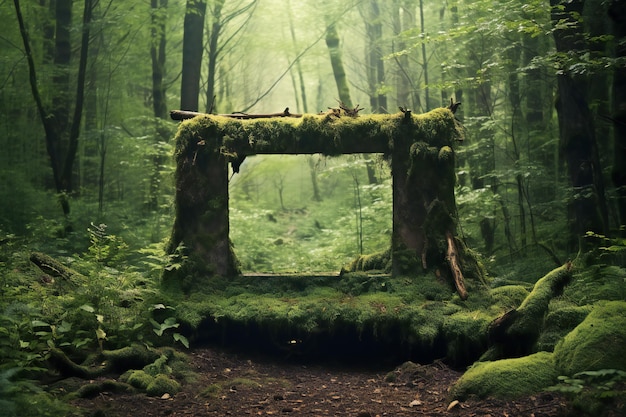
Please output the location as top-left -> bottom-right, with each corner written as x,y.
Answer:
418,0 -> 430,111
287,0 -> 308,113
325,22 -> 352,108
14,0 -> 92,221
151,0 -> 168,120
148,0 -> 169,213
609,1 -> 626,232
550,0 -> 608,250
361,0 -> 387,113
180,0 -> 207,111
204,0 -> 224,113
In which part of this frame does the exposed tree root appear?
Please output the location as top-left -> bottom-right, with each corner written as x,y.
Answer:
48,344 -> 161,379
481,262 -> 573,361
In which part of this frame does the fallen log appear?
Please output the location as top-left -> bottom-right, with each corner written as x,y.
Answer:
30,251 -> 84,286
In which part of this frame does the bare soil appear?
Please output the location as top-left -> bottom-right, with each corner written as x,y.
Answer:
73,345 -> 579,417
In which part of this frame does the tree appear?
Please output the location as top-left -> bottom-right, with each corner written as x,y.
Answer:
325,20 -> 352,108
550,0 -> 608,249
360,0 -> 387,114
609,1 -> 626,232
180,0 -> 207,111
204,0 -> 257,114
14,0 -> 93,223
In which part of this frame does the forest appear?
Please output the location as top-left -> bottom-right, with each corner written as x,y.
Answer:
1,0 -> 625,416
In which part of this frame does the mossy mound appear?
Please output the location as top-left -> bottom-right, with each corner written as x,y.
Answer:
449,351 -> 558,400
146,374 -> 181,397
536,304 -> 592,351
123,370 -> 154,390
554,301 -> 626,376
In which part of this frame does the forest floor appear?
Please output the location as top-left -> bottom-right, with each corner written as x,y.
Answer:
74,345 -> 575,417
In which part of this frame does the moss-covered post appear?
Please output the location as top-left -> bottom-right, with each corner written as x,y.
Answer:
163,117 -> 238,292
391,109 -> 468,298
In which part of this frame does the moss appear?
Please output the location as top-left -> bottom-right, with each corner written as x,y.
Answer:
442,311 -> 490,367
200,383 -> 222,398
507,263 -> 572,339
124,370 -> 154,390
101,344 -> 161,373
343,249 -> 391,273
166,108 -> 465,291
143,354 -> 172,376
74,379 -> 134,399
146,374 -> 181,397
450,351 -> 558,400
489,285 -> 529,311
536,304 -> 592,351
554,301 -> 626,376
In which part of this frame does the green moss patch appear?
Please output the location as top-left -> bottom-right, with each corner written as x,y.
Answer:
450,351 -> 558,400
146,374 -> 181,397
554,301 -> 626,376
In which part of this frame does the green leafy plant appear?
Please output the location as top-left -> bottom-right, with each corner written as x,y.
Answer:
86,222 -> 129,266
550,369 -> 626,397
150,304 -> 189,348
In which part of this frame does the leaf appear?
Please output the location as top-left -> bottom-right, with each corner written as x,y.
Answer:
80,304 -> 95,313
173,333 -> 189,348
31,320 -> 50,328
95,327 -> 107,341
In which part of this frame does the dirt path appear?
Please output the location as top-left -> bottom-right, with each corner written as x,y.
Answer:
75,346 -> 570,416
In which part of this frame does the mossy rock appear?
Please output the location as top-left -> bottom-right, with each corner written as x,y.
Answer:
146,374 -> 181,397
450,352 -> 558,400
553,301 -> 626,376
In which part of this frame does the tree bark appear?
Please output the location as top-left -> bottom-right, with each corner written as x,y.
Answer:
151,0 -> 168,120
180,0 -> 207,111
325,22 -> 353,108
550,0 -> 608,249
609,1 -> 626,232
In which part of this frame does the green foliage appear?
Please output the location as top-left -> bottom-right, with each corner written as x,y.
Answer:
230,154 -> 392,273
86,223 -> 130,266
150,304 -> 189,348
549,369 -> 626,417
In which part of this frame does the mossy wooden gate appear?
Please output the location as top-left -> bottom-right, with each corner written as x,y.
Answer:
164,107 -> 476,297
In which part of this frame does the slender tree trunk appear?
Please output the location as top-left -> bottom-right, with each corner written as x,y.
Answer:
181,0 -> 207,111
151,0 -> 168,120
148,0 -> 169,213
418,0 -> 429,110
361,0 -> 387,113
307,156 -> 322,202
287,0 -> 308,113
14,0 -> 92,220
609,1 -> 626,232
551,0 -> 608,250
325,22 -> 352,107
205,0 -> 224,113
392,1 -> 420,111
